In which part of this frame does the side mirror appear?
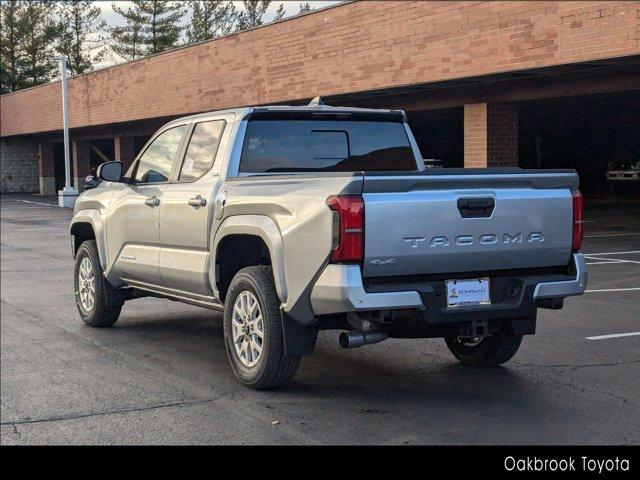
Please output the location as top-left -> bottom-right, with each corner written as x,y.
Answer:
96,161 -> 124,182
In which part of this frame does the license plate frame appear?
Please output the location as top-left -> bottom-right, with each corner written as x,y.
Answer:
445,277 -> 491,307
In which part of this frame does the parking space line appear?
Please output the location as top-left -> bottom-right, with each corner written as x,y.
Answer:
585,232 -> 640,238
14,227 -> 68,231
1,206 -> 53,210
584,256 -> 640,265
0,216 -> 72,220
16,200 -> 57,207
586,332 -> 640,341
582,250 -> 640,256
585,261 -> 627,265
584,287 -> 640,293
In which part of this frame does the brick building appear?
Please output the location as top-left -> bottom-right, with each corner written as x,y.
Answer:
1,1 -> 639,195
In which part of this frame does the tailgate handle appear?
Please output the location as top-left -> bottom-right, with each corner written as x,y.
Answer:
457,197 -> 495,218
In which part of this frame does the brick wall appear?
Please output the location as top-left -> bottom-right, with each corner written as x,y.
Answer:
1,1 -> 638,138
114,136 -> 137,170
464,103 -> 488,167
0,139 -> 39,193
38,143 -> 56,195
487,104 -> 519,167
464,102 -> 520,167
72,140 -> 91,191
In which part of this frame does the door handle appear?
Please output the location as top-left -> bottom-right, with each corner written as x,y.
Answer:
457,197 -> 495,218
145,196 -> 160,207
188,195 -> 207,208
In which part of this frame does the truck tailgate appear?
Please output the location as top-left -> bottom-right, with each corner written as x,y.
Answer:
362,170 -> 578,278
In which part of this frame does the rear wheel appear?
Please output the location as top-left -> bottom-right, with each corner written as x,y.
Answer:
223,266 -> 300,389
74,240 -> 122,327
445,331 -> 523,367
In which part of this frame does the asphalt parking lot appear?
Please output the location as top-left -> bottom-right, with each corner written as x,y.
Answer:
0,193 -> 638,445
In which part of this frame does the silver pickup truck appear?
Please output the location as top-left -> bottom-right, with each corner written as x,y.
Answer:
70,102 -> 588,389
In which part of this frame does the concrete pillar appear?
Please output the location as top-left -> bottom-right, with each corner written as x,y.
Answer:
464,103 -> 519,168
72,139 -> 91,192
38,143 -> 56,195
114,136 -> 137,171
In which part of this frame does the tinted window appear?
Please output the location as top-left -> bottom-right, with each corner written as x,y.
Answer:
134,125 -> 187,183
179,120 -> 225,181
240,120 -> 416,173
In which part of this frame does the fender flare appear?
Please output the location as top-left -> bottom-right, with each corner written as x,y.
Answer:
70,209 -> 107,271
210,215 -> 287,304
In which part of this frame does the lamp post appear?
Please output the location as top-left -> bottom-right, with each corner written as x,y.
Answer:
55,55 -> 78,208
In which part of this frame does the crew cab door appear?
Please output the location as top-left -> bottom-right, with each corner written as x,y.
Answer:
158,116 -> 232,296
106,123 -> 189,285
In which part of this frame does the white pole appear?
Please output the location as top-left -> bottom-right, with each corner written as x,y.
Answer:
55,55 -> 77,207
59,57 -> 71,189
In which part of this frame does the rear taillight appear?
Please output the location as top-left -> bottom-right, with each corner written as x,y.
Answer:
572,189 -> 584,252
326,195 -> 364,263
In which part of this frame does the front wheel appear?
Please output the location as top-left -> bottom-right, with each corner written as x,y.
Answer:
74,240 -> 122,327
223,266 -> 300,389
445,331 -> 523,367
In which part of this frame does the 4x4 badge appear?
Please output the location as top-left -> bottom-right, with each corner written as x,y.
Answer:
369,258 -> 396,266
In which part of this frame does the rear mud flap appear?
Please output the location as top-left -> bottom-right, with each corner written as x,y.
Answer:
281,312 -> 318,356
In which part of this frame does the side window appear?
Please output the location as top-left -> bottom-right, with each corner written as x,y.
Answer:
134,125 -> 188,184
178,120 -> 225,181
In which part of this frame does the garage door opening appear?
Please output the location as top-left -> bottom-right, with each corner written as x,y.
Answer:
406,108 -> 464,168
519,90 -> 639,203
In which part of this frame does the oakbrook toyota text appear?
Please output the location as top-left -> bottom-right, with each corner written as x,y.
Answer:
505,456 -> 631,474
69,101 -> 588,389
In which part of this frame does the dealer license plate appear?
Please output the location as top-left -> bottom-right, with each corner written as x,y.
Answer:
446,278 -> 491,307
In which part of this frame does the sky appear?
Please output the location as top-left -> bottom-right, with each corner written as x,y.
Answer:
94,1 -> 341,68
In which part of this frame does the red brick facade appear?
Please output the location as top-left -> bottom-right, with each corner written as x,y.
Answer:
487,104 -> 519,167
1,1 -> 638,138
114,136 -> 137,170
72,140 -> 91,190
464,103 -> 488,167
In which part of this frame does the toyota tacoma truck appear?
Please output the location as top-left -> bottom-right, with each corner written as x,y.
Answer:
70,101 -> 588,389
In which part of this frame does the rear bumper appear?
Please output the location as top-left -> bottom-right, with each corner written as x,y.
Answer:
533,253 -> 588,300
310,254 -> 587,316
310,264 -> 423,315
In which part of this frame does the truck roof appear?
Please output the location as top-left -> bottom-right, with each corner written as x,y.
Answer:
166,104 -> 405,126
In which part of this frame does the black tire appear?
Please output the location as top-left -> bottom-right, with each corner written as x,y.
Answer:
445,331 -> 523,367
74,240 -> 122,327
223,266 -> 300,389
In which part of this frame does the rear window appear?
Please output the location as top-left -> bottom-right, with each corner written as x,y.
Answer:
239,119 -> 416,173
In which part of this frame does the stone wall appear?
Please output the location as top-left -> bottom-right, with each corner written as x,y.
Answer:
0,139 -> 39,193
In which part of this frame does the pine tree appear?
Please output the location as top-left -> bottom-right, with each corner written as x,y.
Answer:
110,4 -> 146,61
15,0 -> 59,88
236,1 -> 285,31
0,0 -> 24,93
186,1 -> 237,43
273,3 -> 285,22
110,1 -> 185,60
298,3 -> 314,14
137,0 -> 186,55
56,0 -> 106,76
